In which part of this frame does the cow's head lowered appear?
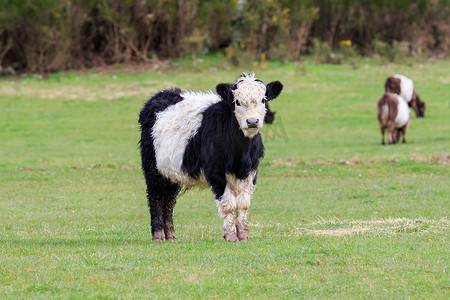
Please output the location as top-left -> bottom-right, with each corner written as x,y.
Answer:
216,73 -> 283,138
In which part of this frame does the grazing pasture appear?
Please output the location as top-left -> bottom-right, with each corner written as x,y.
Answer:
0,58 -> 449,298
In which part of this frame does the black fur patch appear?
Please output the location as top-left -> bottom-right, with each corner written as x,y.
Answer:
181,101 -> 265,199
265,81 -> 283,101
264,102 -> 275,124
138,88 -> 183,132
215,83 -> 234,107
264,81 -> 283,123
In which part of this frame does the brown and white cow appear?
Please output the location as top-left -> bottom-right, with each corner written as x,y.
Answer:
384,74 -> 426,117
377,92 -> 411,145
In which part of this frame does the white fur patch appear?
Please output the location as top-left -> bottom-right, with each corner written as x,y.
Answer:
152,91 -> 221,186
232,73 -> 267,138
381,104 -> 389,123
394,94 -> 410,128
394,74 -> 414,103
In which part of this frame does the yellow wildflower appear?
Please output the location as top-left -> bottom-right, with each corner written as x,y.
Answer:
340,40 -> 352,46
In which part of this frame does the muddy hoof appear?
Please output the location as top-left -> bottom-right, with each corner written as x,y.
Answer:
237,231 -> 250,241
164,223 -> 176,241
223,232 -> 239,242
152,229 -> 166,241
236,220 -> 250,241
165,230 -> 176,241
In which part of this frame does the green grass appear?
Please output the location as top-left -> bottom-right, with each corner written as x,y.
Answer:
1,57 -> 449,298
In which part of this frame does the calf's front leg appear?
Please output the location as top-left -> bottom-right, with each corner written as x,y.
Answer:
216,188 -> 238,242
235,171 -> 256,241
207,170 -> 239,242
235,209 -> 250,241
210,171 -> 256,242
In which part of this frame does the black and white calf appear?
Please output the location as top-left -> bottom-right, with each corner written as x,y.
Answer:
138,73 -> 283,242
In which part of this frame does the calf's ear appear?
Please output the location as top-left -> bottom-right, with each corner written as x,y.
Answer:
266,81 -> 283,101
216,83 -> 234,104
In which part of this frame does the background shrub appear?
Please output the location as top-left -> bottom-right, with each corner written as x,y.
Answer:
0,0 -> 448,73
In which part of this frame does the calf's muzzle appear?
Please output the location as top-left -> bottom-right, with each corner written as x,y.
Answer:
246,118 -> 259,128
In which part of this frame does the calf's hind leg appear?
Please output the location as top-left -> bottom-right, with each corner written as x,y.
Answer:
400,118 -> 410,144
146,175 -> 180,241
387,121 -> 396,144
380,125 -> 386,145
162,187 -> 180,241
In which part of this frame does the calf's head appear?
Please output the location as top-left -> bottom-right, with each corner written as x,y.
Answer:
216,73 -> 283,138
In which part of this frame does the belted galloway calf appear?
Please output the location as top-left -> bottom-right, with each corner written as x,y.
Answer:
138,73 -> 283,241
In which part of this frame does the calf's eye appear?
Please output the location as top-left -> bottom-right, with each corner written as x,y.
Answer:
235,100 -> 241,106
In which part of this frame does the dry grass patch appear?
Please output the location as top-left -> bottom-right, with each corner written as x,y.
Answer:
408,155 -> 450,165
295,218 -> 449,237
0,81 -> 176,101
267,156 -> 449,167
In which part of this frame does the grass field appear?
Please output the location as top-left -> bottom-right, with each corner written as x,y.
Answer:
0,57 -> 449,298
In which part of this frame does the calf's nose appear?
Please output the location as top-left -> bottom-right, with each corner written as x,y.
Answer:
246,118 -> 259,128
